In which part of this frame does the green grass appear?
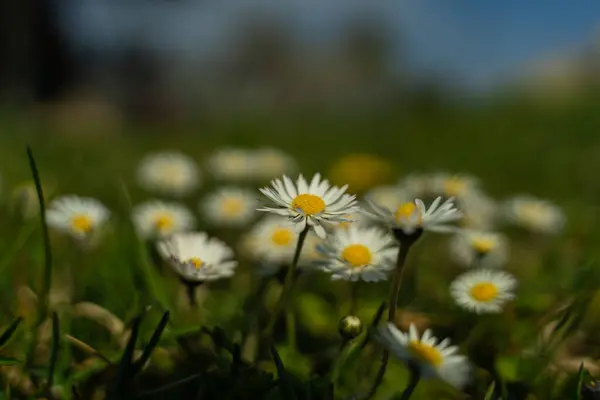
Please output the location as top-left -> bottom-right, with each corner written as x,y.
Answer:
0,97 -> 599,398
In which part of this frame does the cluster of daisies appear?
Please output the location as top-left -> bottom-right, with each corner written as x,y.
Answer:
40,149 -> 566,392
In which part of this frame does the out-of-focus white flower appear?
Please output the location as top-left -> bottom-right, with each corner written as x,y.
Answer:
377,323 -> 471,389
206,148 -> 254,181
450,269 -> 517,314
364,185 -> 412,213
398,173 -> 433,198
316,225 -> 397,282
157,232 -> 237,282
429,173 -> 480,200
252,148 -> 297,181
504,195 -> 565,234
132,201 -> 195,239
459,190 -> 500,230
46,195 -> 110,241
244,216 -> 299,265
258,173 -> 359,238
449,230 -> 509,268
200,187 -> 258,227
137,151 -> 201,197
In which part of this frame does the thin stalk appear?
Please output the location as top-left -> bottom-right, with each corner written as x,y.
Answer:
399,364 -> 421,400
364,243 -> 412,400
263,226 -> 309,340
286,308 -> 296,349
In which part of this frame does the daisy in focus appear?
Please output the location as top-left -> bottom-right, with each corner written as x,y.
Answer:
200,187 -> 258,227
450,269 -> 517,314
206,148 -> 253,181
364,196 -> 462,237
46,195 -> 110,241
132,201 -> 195,239
449,230 -> 509,268
316,225 -> 397,282
258,173 -> 359,238
157,231 -> 237,282
252,148 -> 297,181
137,151 -> 201,197
429,172 -> 479,201
504,195 -> 565,234
377,323 -> 470,389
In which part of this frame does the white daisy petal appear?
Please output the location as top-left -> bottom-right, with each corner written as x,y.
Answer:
46,195 -> 110,243
200,187 -> 258,228
132,201 -> 195,239
450,269 -> 517,314
137,151 -> 200,197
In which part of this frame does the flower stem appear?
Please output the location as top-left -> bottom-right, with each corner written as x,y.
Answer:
399,363 -> 421,400
364,243 -> 412,400
263,226 -> 309,340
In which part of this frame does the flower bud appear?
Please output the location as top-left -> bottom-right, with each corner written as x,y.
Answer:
338,315 -> 363,340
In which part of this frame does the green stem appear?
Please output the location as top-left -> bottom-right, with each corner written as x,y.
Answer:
286,309 -> 296,349
262,226 -> 309,340
399,364 -> 421,400
364,243 -> 412,400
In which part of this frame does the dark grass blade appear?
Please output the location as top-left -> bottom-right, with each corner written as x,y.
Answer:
0,317 -> 22,348
109,314 -> 143,396
133,373 -> 203,399
0,356 -> 21,365
576,362 -> 585,400
129,311 -> 170,378
72,385 -> 81,400
45,312 -> 60,391
270,343 -> 297,400
26,147 -> 53,322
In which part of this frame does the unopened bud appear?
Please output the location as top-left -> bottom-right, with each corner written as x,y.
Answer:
339,315 -> 363,340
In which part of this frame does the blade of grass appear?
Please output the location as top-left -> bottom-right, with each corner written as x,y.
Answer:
0,318 -> 22,348
45,312 -> 60,392
109,314 -> 143,397
270,343 -> 297,400
129,311 -> 170,378
133,373 -> 203,399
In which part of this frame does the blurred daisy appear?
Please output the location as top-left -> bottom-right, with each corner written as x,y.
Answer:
200,187 -> 258,227
157,232 -> 237,282
364,196 -> 462,236
398,173 -> 432,198
450,230 -> 509,268
132,201 -> 195,239
317,225 -> 397,282
378,323 -> 470,388
430,173 -> 479,200
252,148 -> 297,181
137,151 -> 201,197
206,148 -> 253,181
46,195 -> 110,240
450,269 -> 517,314
329,153 -> 393,193
504,196 -> 565,234
245,216 -> 299,265
258,173 -> 359,238
459,191 -> 499,230
10,181 -> 44,219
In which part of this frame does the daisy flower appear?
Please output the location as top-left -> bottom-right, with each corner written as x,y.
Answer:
200,187 -> 258,227
449,230 -> 509,268
317,225 -> 397,282
504,195 -> 565,234
364,185 -> 412,213
46,195 -> 110,240
252,148 -> 297,181
157,232 -> 237,282
206,148 -> 253,181
397,173 -> 433,198
378,323 -> 470,388
137,151 -> 201,197
132,201 -> 195,239
450,269 -> 517,314
258,173 -> 359,238
429,173 -> 479,200
364,196 -> 462,237
244,216 -> 299,266
459,190 -> 499,230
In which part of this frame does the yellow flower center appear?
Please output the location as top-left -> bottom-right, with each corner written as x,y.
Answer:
271,228 -> 294,246
394,202 -> 421,223
221,198 -> 244,217
407,340 -> 443,366
188,257 -> 203,269
154,213 -> 174,232
291,194 -> 326,216
470,282 -> 499,302
472,238 -> 494,254
341,244 -> 372,267
444,177 -> 467,196
70,214 -> 93,233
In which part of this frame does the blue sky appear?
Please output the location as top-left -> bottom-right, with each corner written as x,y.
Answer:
59,0 -> 600,90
